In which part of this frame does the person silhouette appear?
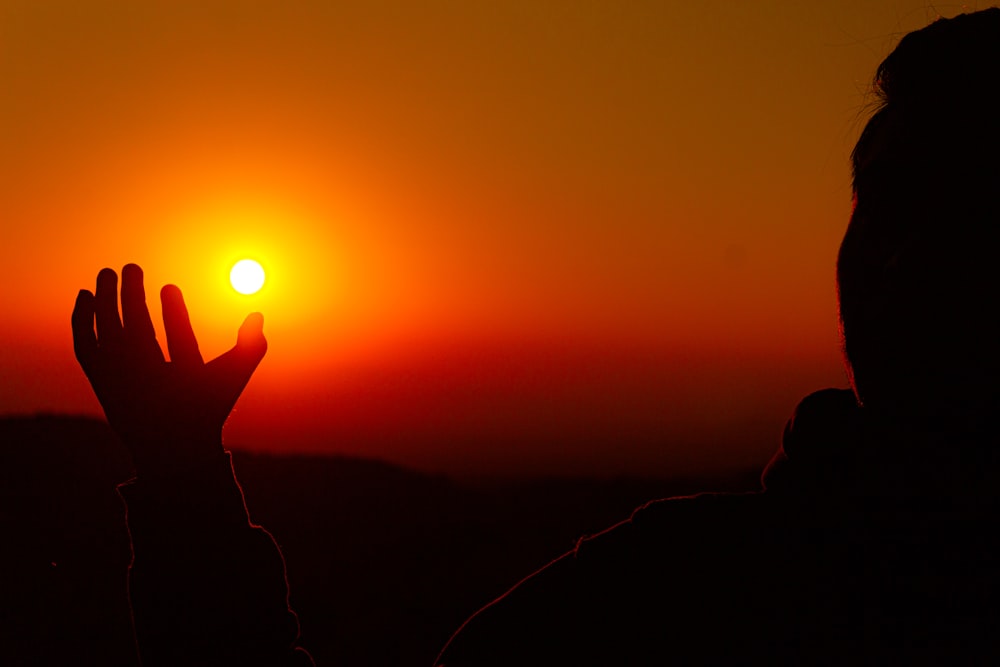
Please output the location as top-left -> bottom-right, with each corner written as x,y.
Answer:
437,9 -> 1000,665
72,8 -> 1000,666
72,265 -> 313,666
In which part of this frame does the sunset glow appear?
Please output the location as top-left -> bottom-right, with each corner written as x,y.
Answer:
0,1 -> 955,477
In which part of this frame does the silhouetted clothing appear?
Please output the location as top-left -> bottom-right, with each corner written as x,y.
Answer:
436,388 -> 1000,665
118,452 -> 312,666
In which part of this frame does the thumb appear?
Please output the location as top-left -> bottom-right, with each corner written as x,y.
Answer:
237,312 -> 268,360
207,313 -> 267,406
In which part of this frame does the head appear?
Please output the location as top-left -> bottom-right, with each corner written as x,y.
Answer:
838,8 -> 1000,426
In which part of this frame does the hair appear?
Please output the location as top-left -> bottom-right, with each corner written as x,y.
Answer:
852,8 -> 1000,185
837,8 -> 1000,421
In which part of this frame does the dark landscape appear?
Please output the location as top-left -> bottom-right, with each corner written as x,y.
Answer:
0,415 -> 761,666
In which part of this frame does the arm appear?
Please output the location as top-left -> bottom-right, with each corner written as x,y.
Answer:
72,264 -> 312,666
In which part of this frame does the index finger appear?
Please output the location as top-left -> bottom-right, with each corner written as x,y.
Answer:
161,284 -> 204,368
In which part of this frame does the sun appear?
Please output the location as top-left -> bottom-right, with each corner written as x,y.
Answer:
230,259 -> 266,295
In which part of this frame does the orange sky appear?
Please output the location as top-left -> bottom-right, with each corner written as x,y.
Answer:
0,1 -> 966,477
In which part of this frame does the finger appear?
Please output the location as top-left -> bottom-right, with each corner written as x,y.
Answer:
72,289 -> 98,373
94,267 -> 124,350
237,312 -> 267,359
161,284 -> 204,367
121,263 -> 162,360
207,313 -> 267,405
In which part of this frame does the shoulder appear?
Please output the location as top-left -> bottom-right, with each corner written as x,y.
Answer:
435,491 -> 775,667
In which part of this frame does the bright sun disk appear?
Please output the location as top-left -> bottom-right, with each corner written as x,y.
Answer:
230,259 -> 265,295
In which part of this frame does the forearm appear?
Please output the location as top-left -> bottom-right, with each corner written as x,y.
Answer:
72,265 -> 295,663
118,446 -> 312,666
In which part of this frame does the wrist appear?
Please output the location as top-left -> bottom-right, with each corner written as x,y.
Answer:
125,430 -> 227,481
118,449 -> 253,530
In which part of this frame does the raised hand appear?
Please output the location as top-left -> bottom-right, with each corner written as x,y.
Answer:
72,263 -> 267,476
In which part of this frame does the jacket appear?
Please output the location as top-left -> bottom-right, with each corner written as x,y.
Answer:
435,388 -> 1000,665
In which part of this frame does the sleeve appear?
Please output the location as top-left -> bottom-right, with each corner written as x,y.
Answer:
116,451 -> 314,667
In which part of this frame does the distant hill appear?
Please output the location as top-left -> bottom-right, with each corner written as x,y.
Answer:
0,414 -> 760,666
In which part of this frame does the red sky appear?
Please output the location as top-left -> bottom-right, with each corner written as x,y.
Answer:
0,1 -> 959,477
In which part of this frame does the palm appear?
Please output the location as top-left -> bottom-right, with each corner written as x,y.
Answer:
72,264 -> 267,472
